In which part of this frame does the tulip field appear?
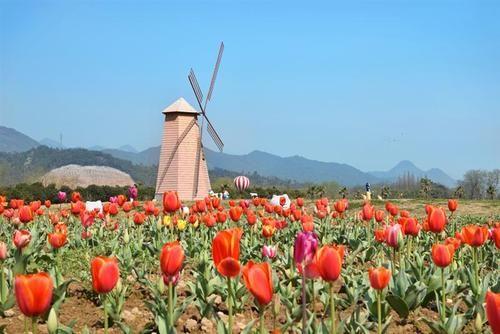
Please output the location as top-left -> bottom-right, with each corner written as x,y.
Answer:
0,192 -> 499,334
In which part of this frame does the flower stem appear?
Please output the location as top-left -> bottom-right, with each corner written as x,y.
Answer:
31,317 -> 38,334
329,283 -> 336,334
301,270 -> 307,334
168,281 -> 174,329
473,247 -> 479,292
377,290 -> 382,334
441,267 -> 446,323
259,306 -> 265,334
227,277 -> 233,333
103,295 -> 108,334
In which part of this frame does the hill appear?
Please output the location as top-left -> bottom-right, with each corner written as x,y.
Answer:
0,126 -> 39,152
0,146 -> 156,186
369,160 -> 456,188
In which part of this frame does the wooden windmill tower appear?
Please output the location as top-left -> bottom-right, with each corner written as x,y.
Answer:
155,42 -> 225,201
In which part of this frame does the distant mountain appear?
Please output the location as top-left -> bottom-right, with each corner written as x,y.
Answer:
118,145 -> 138,153
369,160 -> 456,188
205,149 -> 379,187
39,138 -> 65,149
0,126 -> 457,188
0,126 -> 39,152
101,146 -> 159,166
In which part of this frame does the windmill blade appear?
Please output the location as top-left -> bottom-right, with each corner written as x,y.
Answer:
204,42 -> 224,110
188,69 -> 204,111
204,115 -> 224,151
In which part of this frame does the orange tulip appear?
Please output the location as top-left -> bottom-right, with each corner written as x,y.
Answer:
445,237 -> 461,251
486,291 -> 500,334
229,206 -> 243,222
212,228 -> 243,277
71,192 -> 82,203
447,199 -> 458,212
163,191 -> 181,213
333,200 -> 347,214
315,245 -> 344,282
461,225 -> 489,247
368,267 -> 391,290
374,227 -> 386,243
262,224 -> 276,238
15,272 -> 53,317
91,256 -> 119,294
241,261 -> 273,306
133,212 -> 145,225
427,206 -> 447,233
431,243 -> 455,268
160,241 -> 184,282
48,232 -> 67,249
44,200 -> 51,208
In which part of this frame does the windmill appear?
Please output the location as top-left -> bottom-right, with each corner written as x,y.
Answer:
155,42 -> 225,201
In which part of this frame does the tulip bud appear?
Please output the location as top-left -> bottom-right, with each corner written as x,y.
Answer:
47,308 -> 58,334
0,242 -> 8,261
123,229 -> 130,244
474,312 -> 482,332
157,275 -> 165,294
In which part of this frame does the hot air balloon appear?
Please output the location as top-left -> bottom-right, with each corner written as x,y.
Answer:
234,176 -> 250,192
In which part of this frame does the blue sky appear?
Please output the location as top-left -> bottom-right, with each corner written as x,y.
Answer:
1,0 -> 499,179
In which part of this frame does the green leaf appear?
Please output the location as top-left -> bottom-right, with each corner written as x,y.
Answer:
386,294 -> 409,318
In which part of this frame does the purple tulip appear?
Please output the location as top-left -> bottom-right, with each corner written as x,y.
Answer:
262,245 -> 278,259
57,191 -> 67,203
128,186 -> 138,200
109,196 -> 118,204
294,231 -> 318,265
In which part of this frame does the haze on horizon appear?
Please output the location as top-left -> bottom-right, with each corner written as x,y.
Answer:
1,1 -> 499,180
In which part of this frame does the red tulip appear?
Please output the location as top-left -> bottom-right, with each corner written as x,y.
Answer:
18,206 -> 33,223
13,230 -> 31,249
15,272 -> 53,317
48,232 -> 67,249
400,210 -> 410,218
361,203 -> 374,221
461,225 -> 489,247
448,199 -> 458,212
427,206 -> 447,233
492,226 -> 500,249
163,191 -> 181,213
431,243 -> 455,268
375,210 -> 385,223
160,241 -> 184,283
246,212 -> 257,225
401,217 -> 421,236
368,267 -> 391,290
133,212 -> 145,225
296,197 -> 304,207
242,261 -> 273,306
315,245 -> 344,282
486,291 -> 500,334
91,256 -> 119,294
212,228 -> 243,277
71,192 -> 82,203
44,200 -> 51,208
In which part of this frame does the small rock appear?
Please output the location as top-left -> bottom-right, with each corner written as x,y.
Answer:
184,318 -> 198,332
4,309 -> 15,317
201,317 -> 214,332
214,295 -> 222,305
123,310 -> 136,321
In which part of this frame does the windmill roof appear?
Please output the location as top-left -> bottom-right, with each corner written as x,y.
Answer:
162,97 -> 200,114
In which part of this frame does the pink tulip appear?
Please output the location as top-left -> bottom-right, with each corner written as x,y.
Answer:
262,245 -> 278,259
294,231 -> 318,265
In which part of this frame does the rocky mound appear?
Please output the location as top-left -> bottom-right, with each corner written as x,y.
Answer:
41,164 -> 135,188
